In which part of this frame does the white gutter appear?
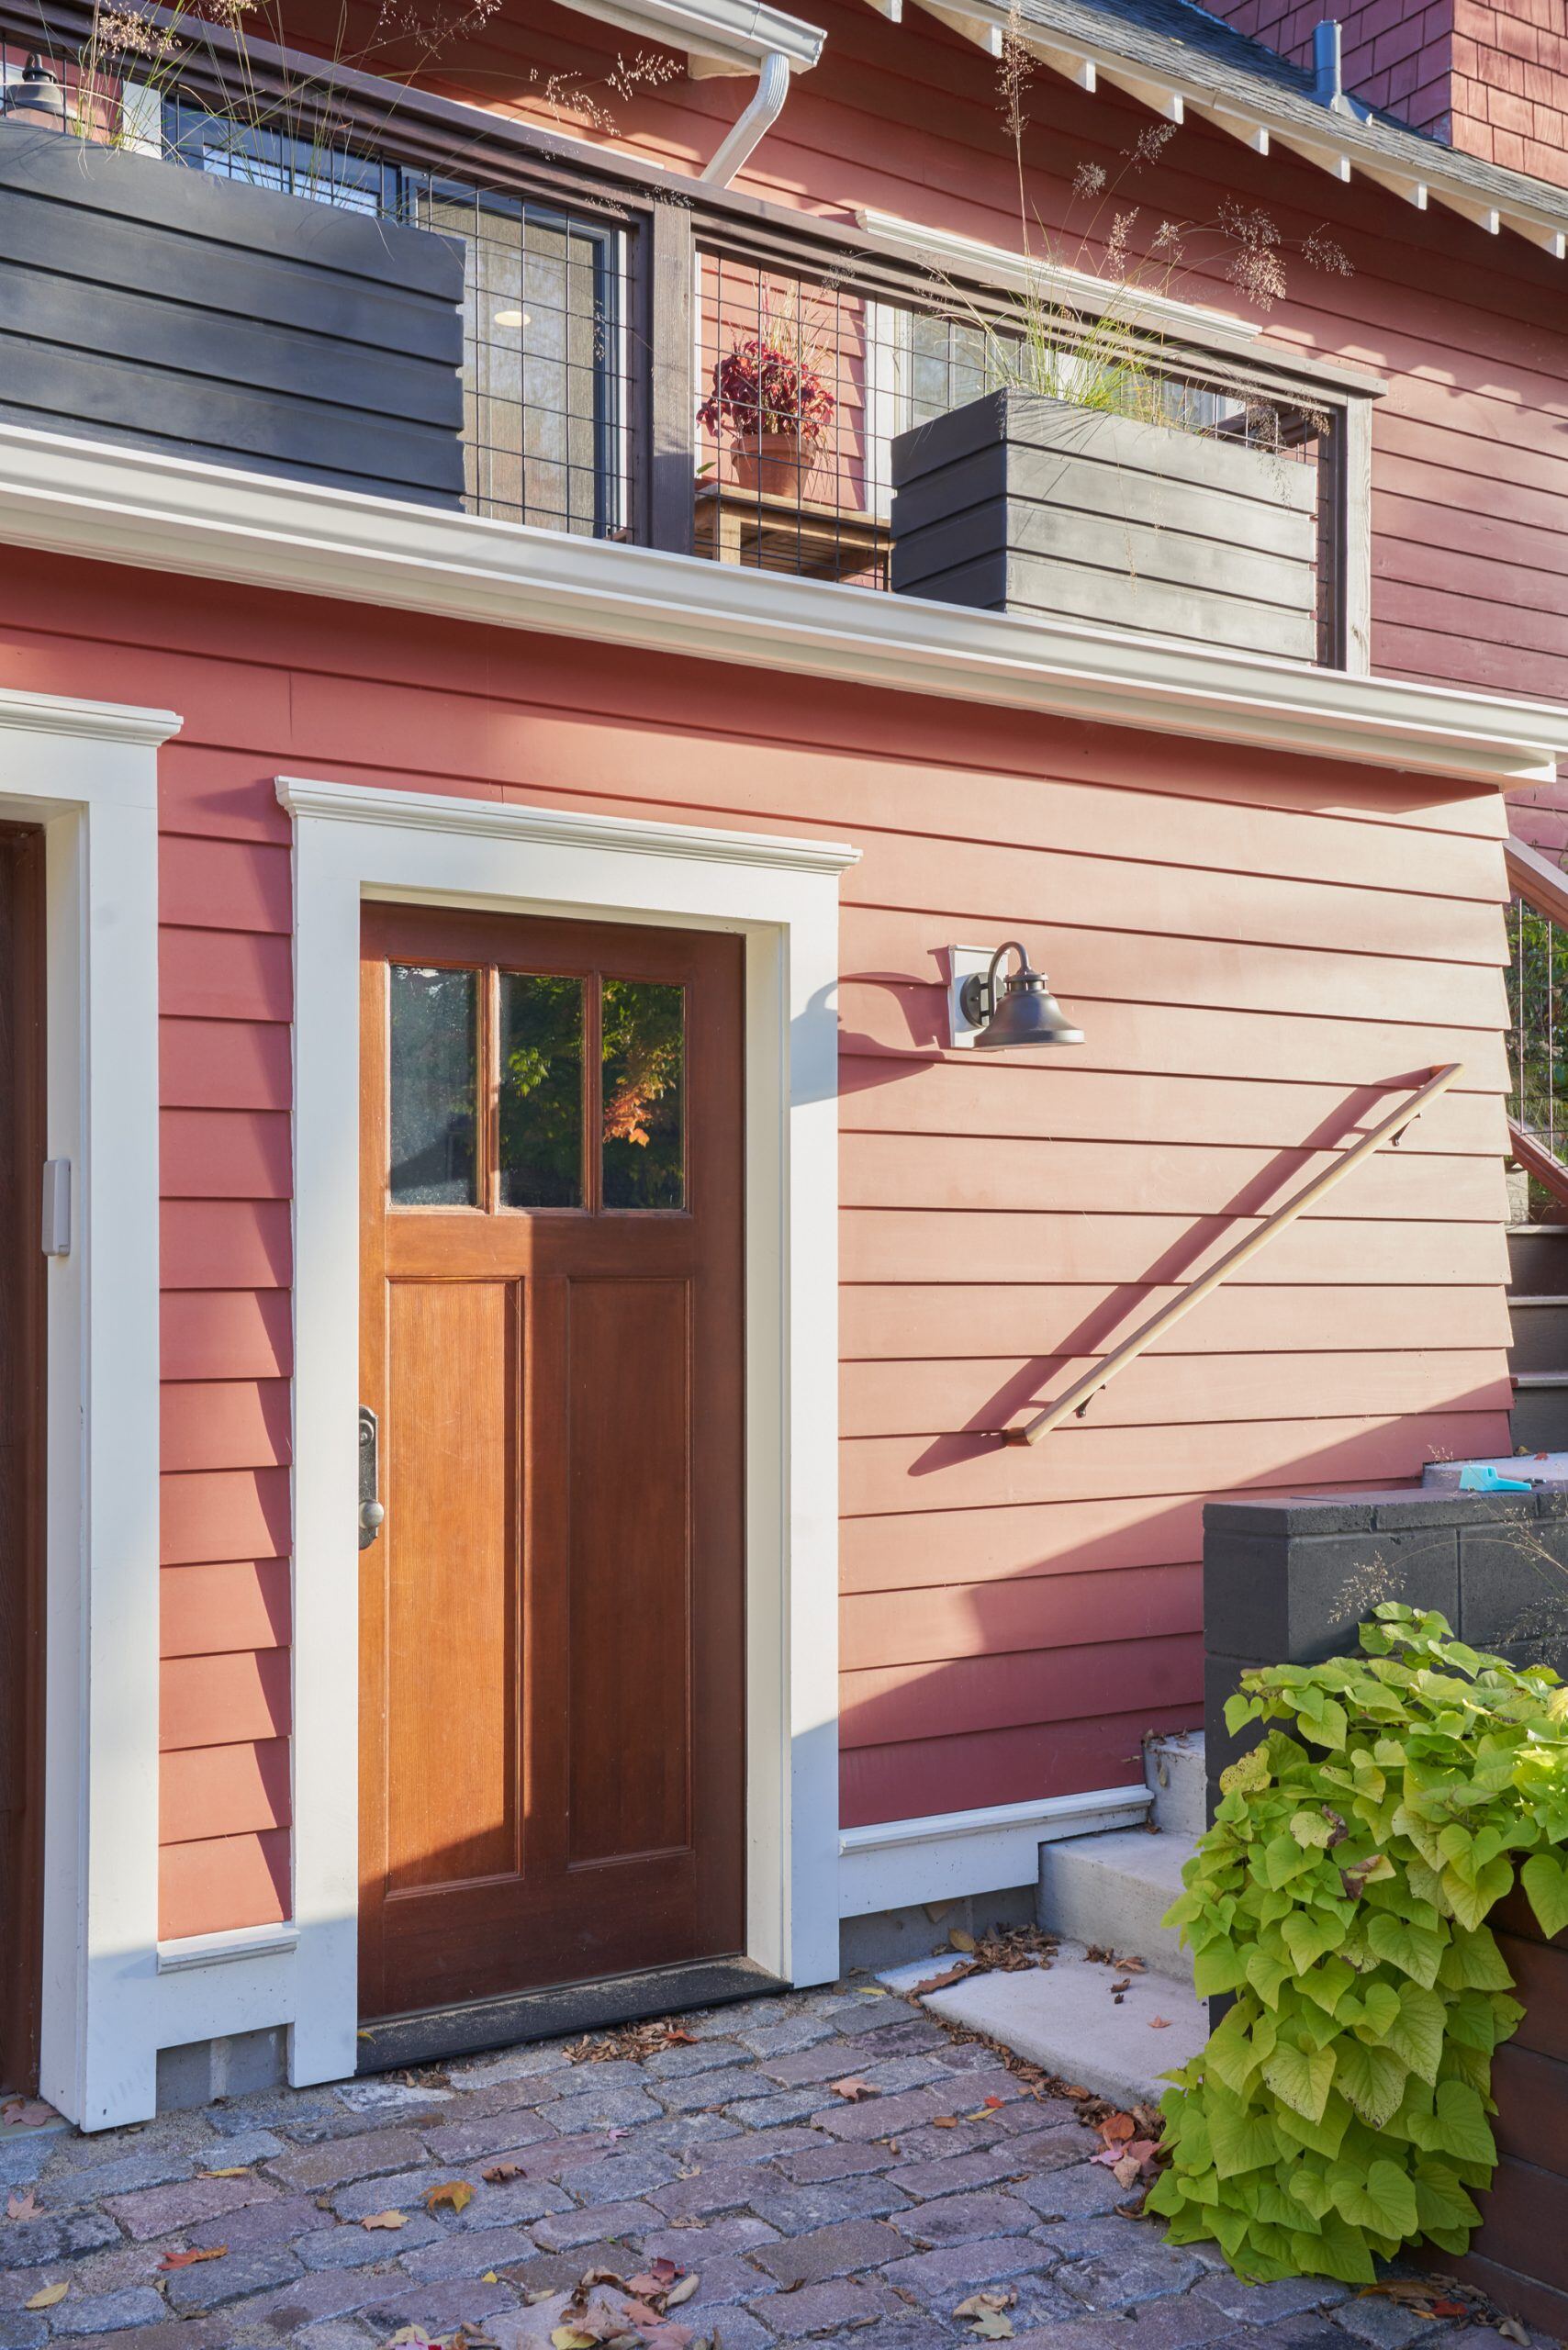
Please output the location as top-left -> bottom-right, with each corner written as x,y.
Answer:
558,0 -> 824,75
0,423 -> 1563,789
700,47 -> 791,184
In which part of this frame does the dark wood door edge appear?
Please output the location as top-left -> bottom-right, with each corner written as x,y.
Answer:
354,1956 -> 788,2075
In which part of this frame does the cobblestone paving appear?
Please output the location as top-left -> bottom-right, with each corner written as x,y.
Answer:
0,1986 -> 1549,2350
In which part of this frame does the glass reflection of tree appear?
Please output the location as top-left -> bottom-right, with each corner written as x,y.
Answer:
602,980 -> 684,1209
499,974 -> 584,1207
390,965 -> 476,1205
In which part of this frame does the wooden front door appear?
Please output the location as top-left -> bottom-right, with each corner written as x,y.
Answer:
359,905 -> 745,2022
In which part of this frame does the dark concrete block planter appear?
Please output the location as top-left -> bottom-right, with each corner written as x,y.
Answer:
0,118 -> 465,504
890,387 -> 1317,662
1203,1486 -> 1568,2334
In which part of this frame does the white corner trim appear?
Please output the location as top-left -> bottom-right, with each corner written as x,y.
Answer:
855,207 -> 1261,340
284,779 -> 850,2089
0,688 -> 175,2132
275,779 -> 861,874
839,1787 -> 1155,1918
2,426 -> 1564,789
157,1924 -> 301,1975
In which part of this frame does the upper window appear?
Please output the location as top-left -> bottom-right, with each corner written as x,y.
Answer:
162,104 -> 629,539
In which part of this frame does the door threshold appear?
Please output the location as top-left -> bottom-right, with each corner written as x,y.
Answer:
356,1955 -> 789,2075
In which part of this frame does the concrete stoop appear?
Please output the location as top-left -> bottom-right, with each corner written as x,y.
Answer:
880,1732 -> 1210,2106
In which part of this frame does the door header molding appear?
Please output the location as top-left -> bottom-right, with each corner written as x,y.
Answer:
276,778 -> 862,878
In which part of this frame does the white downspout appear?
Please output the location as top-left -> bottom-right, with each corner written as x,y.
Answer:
700,48 -> 791,186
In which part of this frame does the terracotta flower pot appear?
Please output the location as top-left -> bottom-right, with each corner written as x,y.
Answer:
731,430 -> 810,497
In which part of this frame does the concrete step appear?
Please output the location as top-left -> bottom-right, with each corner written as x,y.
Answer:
1508,1225 -> 1568,1292
1505,1295 -> 1568,1376
1036,1825 -> 1197,1981
1144,1730 -> 1204,1837
879,1940 -> 1208,2108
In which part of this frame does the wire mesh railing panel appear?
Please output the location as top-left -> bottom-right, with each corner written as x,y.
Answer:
1506,893 -> 1568,1160
5,61 -> 635,540
693,245 -> 1328,651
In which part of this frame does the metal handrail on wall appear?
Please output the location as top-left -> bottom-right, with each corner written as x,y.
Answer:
997,1062 -> 1465,1446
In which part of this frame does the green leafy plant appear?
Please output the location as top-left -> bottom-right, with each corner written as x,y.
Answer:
1148,1603 -> 1568,2284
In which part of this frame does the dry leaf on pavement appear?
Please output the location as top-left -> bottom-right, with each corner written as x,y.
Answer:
423,2180 -> 475,2215
1148,2017 -> 1172,2029
362,2210 -> 409,2230
482,2161 -> 523,2184
830,2077 -> 878,2102
5,2191 -> 39,2221
159,2247 -> 227,2269
23,2285 -> 65,2310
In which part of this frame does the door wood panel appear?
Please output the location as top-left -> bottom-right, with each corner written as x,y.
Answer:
359,905 -> 745,2022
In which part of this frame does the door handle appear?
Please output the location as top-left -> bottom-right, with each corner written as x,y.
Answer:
359,1404 -> 386,1549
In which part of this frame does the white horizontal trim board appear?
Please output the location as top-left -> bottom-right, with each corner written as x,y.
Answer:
1,427 -> 1563,789
839,1785 -> 1155,1916
156,1924 -> 300,1975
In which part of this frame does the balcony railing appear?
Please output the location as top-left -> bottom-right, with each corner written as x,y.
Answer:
0,24 -> 1370,668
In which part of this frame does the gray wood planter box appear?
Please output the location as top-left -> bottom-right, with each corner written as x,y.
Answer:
890,388 -> 1318,664
0,118 -> 465,505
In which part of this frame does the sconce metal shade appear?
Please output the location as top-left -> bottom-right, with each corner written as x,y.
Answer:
959,939 -> 1084,1050
4,55 -> 66,121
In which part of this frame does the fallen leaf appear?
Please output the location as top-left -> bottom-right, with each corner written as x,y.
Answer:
831,2077 -> 878,2103
1148,2017 -> 1172,2030
948,1928 -> 977,1953
159,2247 -> 228,2270
1427,2303 -> 1467,2320
666,2273 -> 699,2307
1098,2113 -> 1137,2144
971,2319 -> 1014,2342
423,2180 -> 475,2215
954,2292 -> 1014,2318
550,2332 -> 597,2350
855,1986 -> 889,1998
626,2260 -> 682,2295
3,2102 -> 54,2129
23,2285 -> 66,2311
5,2191 -> 39,2221
1064,2085 -> 1092,2100
982,2095 -> 1004,2109
913,1964 -> 973,1995
201,2166 -> 250,2178
482,2162 -> 523,2184
932,2116 -> 959,2129
1496,2321 -> 1529,2346
481,2271 -> 498,2283
362,2210 -> 409,2231
387,2331 -> 433,2345
1113,2154 -> 1143,2188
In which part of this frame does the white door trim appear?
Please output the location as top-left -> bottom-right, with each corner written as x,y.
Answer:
278,776 -> 858,2086
0,687 -> 174,2130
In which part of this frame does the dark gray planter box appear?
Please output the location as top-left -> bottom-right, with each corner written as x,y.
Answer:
0,118 -> 464,505
890,388 -> 1317,663
1202,1484 -> 1568,1811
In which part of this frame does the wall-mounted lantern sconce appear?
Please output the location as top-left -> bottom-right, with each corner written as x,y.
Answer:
946,940 -> 1084,1052
3,55 -> 66,127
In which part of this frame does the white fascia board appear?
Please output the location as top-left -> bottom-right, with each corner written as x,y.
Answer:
562,0 -> 825,72
856,205 -> 1260,338
840,1786 -> 1154,1916
0,423 -> 1563,790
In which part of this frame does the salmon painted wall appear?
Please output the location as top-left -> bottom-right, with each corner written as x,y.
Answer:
0,547 -> 1516,1936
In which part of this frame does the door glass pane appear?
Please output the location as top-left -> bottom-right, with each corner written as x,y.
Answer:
601,979 -> 685,1210
389,965 -> 478,1205
499,972 -> 585,1208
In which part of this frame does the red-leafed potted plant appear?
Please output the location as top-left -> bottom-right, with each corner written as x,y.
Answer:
698,297 -> 836,498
